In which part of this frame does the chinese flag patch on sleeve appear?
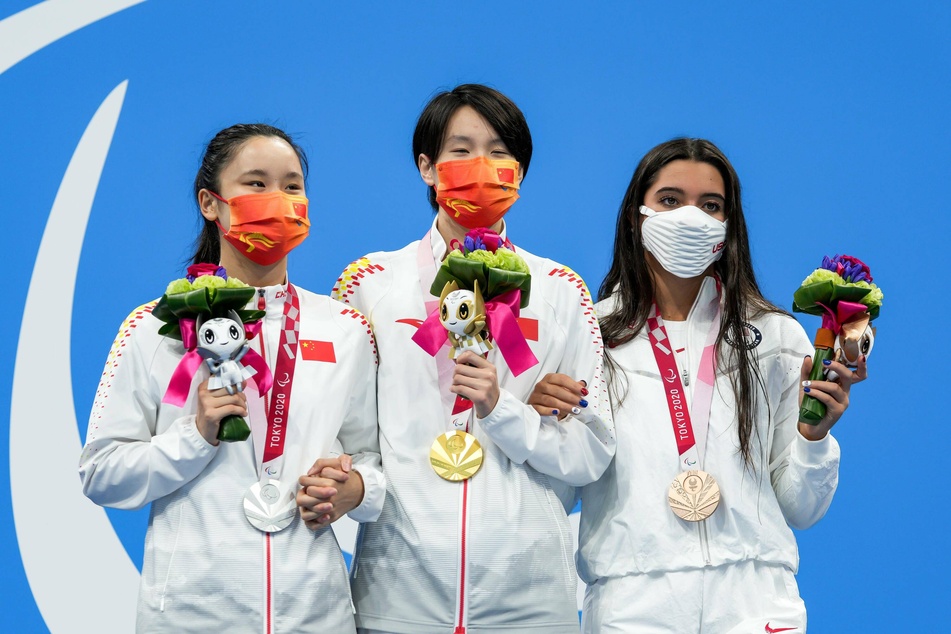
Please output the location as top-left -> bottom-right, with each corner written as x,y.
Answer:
300,340 -> 336,363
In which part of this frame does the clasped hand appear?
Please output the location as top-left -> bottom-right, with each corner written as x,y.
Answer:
297,454 -> 365,530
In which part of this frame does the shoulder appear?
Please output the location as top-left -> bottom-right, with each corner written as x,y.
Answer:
297,288 -> 378,362
331,242 -> 418,303
518,247 -> 596,311
102,299 -> 169,370
746,310 -> 812,363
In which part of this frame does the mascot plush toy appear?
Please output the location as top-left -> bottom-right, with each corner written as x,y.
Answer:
196,309 -> 257,393
438,280 -> 494,358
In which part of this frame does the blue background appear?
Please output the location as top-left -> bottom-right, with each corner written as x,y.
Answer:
2,1 -> 949,630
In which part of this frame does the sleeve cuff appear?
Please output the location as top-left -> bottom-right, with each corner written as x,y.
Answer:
178,415 -> 219,456
793,430 -> 840,466
347,464 -> 385,523
474,390 -> 533,465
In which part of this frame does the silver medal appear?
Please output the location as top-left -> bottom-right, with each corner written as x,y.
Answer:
243,479 -> 296,532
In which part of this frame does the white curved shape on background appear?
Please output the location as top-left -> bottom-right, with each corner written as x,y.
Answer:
11,81 -> 136,633
0,0 -> 146,75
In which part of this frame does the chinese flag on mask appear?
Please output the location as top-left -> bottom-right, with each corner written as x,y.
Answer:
300,340 -> 336,363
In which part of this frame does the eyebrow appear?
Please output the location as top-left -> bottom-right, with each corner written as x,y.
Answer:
443,134 -> 506,146
655,186 -> 725,201
239,169 -> 304,180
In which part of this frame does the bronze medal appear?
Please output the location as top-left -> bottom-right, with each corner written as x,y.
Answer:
430,431 -> 484,481
668,469 -> 720,522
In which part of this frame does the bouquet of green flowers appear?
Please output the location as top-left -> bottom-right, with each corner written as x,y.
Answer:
793,255 -> 883,423
154,263 -> 271,441
414,228 -> 538,376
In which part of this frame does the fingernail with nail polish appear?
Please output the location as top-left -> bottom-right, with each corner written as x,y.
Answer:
579,399 -> 588,408
552,409 -> 559,416
803,387 -> 811,393
822,359 -> 831,366
802,380 -> 811,388
581,388 -> 589,396
579,380 -> 588,387
571,406 -> 582,415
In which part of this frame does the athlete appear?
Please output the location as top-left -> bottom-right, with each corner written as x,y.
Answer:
329,84 -> 616,634
79,124 -> 383,633
529,138 -> 865,633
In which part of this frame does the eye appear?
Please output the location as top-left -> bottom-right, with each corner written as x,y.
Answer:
229,325 -> 241,340
659,195 -> 679,207
457,302 -> 470,320
701,200 -> 723,214
286,183 -> 303,192
245,180 -> 266,188
440,304 -> 448,321
860,334 -> 871,354
202,328 -> 215,344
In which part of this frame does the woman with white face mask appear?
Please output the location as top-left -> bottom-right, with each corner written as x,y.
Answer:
529,138 -> 866,632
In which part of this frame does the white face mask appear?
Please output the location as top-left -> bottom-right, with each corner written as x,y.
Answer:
640,205 -> 727,279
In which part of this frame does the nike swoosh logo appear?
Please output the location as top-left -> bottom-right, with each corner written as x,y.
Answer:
765,624 -> 797,633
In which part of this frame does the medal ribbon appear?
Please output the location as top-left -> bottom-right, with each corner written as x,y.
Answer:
259,284 -> 301,478
646,288 -> 720,471
417,231 -> 477,431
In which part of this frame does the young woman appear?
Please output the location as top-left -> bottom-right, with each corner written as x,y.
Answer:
79,124 -> 383,633
331,84 -> 616,634
529,138 -> 864,632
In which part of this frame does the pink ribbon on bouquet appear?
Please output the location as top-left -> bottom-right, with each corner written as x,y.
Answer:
161,317 -> 273,407
412,288 -> 538,377
817,300 -> 868,335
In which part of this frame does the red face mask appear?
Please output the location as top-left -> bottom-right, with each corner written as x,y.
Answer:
211,191 -> 310,266
435,156 -> 520,229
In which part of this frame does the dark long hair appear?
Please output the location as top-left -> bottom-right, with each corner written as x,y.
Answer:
190,123 -> 309,264
413,84 -> 533,211
598,138 -> 785,465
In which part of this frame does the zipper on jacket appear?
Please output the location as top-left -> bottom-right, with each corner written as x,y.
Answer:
454,471 -> 470,634
454,419 -> 472,634
699,520 -> 712,565
265,532 -> 274,634
255,294 -> 275,634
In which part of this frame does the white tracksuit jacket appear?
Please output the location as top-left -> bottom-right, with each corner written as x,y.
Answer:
577,277 -> 840,587
79,283 -> 384,633
332,223 -> 616,633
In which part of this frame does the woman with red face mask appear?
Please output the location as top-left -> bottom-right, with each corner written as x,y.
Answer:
79,124 -> 384,633
330,84 -> 616,634
530,138 -> 866,632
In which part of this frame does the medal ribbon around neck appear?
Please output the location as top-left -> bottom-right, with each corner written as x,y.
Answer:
260,283 -> 301,475
417,231 -> 485,481
646,284 -> 722,521
243,284 -> 301,532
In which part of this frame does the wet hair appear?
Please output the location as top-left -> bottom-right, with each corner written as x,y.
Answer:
412,84 -> 533,211
598,137 -> 786,466
190,123 -> 308,264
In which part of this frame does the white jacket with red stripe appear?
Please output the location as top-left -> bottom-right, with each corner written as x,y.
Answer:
79,283 -> 384,633
333,223 -> 616,634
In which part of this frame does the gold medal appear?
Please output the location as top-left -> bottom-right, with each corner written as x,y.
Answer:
668,469 -> 720,522
430,431 -> 484,481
